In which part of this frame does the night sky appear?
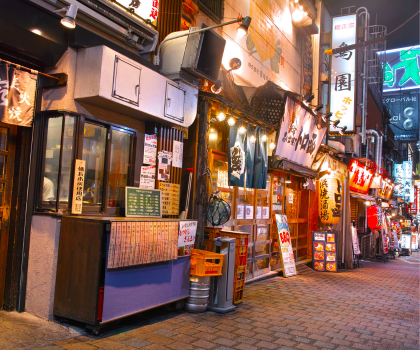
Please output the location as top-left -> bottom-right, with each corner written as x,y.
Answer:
324,0 -> 420,50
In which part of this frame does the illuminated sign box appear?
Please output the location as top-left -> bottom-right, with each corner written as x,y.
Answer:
377,45 -> 420,92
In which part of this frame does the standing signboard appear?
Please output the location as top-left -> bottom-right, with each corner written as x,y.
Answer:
330,14 -> 357,133
312,232 -> 338,272
275,214 -> 296,277
351,226 -> 360,254
178,221 -> 197,256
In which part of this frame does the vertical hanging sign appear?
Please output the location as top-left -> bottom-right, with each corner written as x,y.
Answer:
71,159 -> 86,214
330,14 -> 357,133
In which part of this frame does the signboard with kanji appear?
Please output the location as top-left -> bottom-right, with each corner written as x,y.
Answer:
330,14 -> 357,133
312,232 -> 337,272
349,159 -> 374,194
275,214 -> 296,277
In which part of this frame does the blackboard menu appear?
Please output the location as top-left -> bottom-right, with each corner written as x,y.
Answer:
125,187 -> 162,217
312,232 -> 337,272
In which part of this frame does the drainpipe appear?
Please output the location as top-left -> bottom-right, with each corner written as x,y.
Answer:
357,7 -> 370,145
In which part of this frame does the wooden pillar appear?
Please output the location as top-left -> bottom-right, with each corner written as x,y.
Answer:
192,99 -> 210,249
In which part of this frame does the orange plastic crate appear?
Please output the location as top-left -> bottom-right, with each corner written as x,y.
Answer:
220,230 -> 249,268
190,249 -> 224,277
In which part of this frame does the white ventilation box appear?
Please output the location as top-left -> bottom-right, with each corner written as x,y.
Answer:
74,46 -> 198,127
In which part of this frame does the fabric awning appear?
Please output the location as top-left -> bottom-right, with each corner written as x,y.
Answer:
270,156 -> 318,179
349,190 -> 375,201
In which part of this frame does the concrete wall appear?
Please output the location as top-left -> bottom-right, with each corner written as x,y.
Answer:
25,215 -> 61,320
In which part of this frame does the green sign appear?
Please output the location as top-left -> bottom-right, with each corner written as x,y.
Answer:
125,187 -> 162,218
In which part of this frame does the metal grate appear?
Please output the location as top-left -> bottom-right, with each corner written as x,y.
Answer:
199,0 -> 223,23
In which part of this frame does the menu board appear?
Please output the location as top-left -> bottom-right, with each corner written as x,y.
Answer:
107,221 -> 179,268
125,187 -> 162,217
312,232 -> 337,272
275,214 -> 297,277
159,182 -> 180,216
178,221 -> 198,256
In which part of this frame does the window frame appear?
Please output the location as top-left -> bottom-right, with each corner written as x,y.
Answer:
35,111 -> 136,216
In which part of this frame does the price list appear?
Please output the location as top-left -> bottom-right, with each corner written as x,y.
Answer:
125,187 -> 162,217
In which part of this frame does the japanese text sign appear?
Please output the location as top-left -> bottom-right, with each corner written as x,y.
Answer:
349,159 -> 374,194
377,45 -> 420,92
71,159 -> 86,214
330,14 -> 357,133
275,96 -> 327,168
107,0 -> 159,23
275,214 -> 296,277
178,221 -> 197,256
319,174 -> 342,225
0,64 -> 37,127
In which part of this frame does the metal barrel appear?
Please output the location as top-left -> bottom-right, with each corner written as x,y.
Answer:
185,276 -> 210,313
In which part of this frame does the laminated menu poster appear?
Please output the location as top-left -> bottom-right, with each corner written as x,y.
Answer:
312,232 -> 337,272
125,187 -> 161,217
275,214 -> 297,277
107,221 -> 178,269
178,221 -> 198,256
159,182 -> 180,215
143,134 -> 157,165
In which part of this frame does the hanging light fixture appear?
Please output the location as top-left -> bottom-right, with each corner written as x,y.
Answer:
250,134 -> 256,143
269,141 -> 276,150
322,112 -> 332,122
54,5 -> 78,29
261,130 -> 268,142
237,16 -> 252,36
303,94 -> 315,106
285,173 -> 292,183
238,123 -> 247,135
227,116 -> 236,126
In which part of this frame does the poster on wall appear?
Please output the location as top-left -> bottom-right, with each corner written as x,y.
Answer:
140,165 -> 156,189
312,231 -> 338,272
157,150 -> 172,181
159,182 -> 180,216
71,159 -> 86,214
329,14 -> 357,133
351,226 -> 360,255
178,221 -> 197,256
275,214 -> 297,277
143,134 -> 157,165
172,140 -> 183,168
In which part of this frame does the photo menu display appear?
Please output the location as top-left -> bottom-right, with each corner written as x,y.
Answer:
312,232 -> 337,272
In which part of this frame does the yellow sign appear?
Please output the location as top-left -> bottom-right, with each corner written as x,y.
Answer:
159,182 -> 180,216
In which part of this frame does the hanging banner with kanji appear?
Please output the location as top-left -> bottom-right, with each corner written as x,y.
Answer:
0,64 -> 37,127
275,214 -> 296,277
318,174 -> 342,225
71,159 -> 86,214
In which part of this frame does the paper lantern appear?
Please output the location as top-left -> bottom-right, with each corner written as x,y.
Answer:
367,205 -> 382,230
319,174 -> 342,224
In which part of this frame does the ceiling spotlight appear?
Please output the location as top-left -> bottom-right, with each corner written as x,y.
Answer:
227,116 -> 236,126
333,120 -> 340,128
237,16 -> 252,36
322,112 -> 332,122
31,29 -> 42,35
339,126 -> 347,135
250,134 -> 256,144
269,141 -> 276,150
261,133 -> 268,142
55,5 -> 78,29
285,173 -> 292,183
217,111 -> 225,122
313,104 -> 323,113
211,80 -> 222,94
238,125 -> 247,135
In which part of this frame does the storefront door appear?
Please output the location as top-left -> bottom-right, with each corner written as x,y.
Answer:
0,123 -> 17,309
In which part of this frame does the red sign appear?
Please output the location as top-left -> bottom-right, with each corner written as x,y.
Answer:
411,188 -> 418,214
349,159 -> 374,194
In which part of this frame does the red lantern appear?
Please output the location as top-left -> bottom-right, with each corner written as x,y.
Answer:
367,205 -> 382,230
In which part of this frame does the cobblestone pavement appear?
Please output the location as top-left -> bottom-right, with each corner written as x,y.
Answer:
5,252 -> 420,350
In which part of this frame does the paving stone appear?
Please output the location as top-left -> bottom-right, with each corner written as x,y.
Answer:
120,338 -> 152,348
190,339 -> 218,349
313,340 -> 337,349
152,329 -> 179,338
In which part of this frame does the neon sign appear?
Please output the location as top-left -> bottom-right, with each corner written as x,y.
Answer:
378,46 -> 420,92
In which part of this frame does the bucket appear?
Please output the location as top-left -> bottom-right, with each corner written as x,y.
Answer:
185,276 -> 210,313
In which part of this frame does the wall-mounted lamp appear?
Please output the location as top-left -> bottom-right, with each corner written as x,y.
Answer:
250,134 -> 256,144
332,120 -> 340,128
261,130 -> 268,142
54,5 -> 78,29
339,126 -> 347,135
154,16 -> 252,65
313,104 -> 323,113
285,173 -> 292,183
237,16 -> 252,36
303,94 -> 315,106
216,111 -> 226,122
227,58 -> 242,72
211,80 -> 222,94
269,141 -> 276,150
238,125 -> 247,135
322,112 -> 332,122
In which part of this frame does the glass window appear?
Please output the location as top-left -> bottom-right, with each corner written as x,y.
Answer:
82,123 -> 107,206
107,129 -> 132,209
41,116 -> 63,206
59,116 -> 76,204
211,157 -> 233,227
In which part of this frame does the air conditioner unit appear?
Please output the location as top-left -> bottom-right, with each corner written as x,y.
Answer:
345,138 -> 355,154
